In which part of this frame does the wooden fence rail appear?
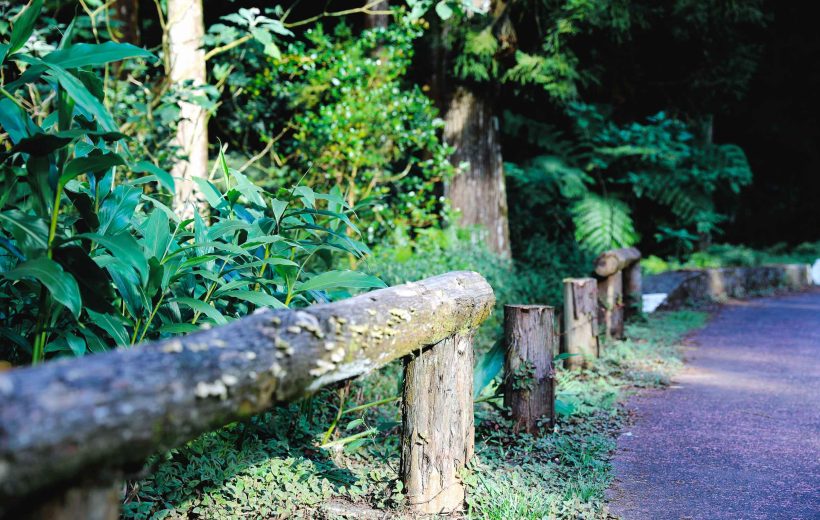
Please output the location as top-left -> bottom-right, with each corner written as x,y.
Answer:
0,271 -> 494,518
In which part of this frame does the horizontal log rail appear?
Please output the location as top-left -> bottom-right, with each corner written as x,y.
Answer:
0,271 -> 495,516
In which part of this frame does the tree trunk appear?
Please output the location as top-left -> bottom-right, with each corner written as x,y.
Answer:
167,0 -> 208,216
598,271 -> 624,342
364,0 -> 390,28
444,87 -> 511,258
562,278 -> 599,369
111,0 -> 141,45
401,331 -> 474,515
503,305 -> 556,434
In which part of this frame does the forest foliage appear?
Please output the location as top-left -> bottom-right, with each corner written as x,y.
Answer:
1,0 -> 812,517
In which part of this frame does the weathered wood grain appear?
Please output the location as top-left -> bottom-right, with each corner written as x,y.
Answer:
400,332 -> 475,514
594,247 -> 641,278
503,305 -> 556,434
563,278 -> 599,369
0,271 -> 494,509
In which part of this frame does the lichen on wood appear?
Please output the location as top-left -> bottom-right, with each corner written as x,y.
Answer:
0,271 -> 494,511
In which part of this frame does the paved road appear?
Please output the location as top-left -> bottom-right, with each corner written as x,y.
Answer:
608,289 -> 820,520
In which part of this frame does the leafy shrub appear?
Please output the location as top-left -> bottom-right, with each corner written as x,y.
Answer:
367,227 -> 591,356
0,5 -> 381,364
504,104 -> 753,256
215,18 -> 454,243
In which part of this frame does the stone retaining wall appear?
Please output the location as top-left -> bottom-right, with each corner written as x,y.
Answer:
644,264 -> 812,311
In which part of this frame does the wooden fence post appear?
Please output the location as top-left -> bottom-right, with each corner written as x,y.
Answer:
503,305 -> 556,434
400,331 -> 475,514
622,260 -> 642,320
563,278 -> 599,369
598,271 -> 624,341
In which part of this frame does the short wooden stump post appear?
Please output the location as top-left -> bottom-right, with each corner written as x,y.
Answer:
503,305 -> 557,434
622,260 -> 642,320
598,270 -> 624,341
563,278 -> 599,369
400,331 -> 475,514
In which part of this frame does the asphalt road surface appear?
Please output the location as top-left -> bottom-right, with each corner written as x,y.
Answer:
608,289 -> 820,520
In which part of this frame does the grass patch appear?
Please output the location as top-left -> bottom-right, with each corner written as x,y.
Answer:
123,311 -> 707,519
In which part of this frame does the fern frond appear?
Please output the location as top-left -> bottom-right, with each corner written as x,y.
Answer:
454,28 -> 498,82
571,194 -> 638,253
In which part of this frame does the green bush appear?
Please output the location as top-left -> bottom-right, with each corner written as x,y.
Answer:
0,5 -> 381,365
215,17 -> 454,242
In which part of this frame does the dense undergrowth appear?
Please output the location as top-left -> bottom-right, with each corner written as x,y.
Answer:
122,311 -> 707,519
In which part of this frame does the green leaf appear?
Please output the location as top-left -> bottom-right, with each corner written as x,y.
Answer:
132,160 -> 175,193
221,290 -> 287,309
435,1 -> 453,20
174,297 -> 227,325
43,41 -> 154,69
141,209 -> 172,261
231,169 -> 266,208
12,132 -> 74,154
0,98 -> 38,143
60,152 -> 125,186
345,418 -> 365,431
3,257 -> 82,318
571,194 -> 638,254
0,43 -> 8,64
20,57 -> 119,131
86,308 -> 130,347
65,333 -> 86,356
271,198 -> 288,223
192,177 -> 225,209
0,210 -> 48,255
105,262 -> 145,318
159,323 -> 200,335
82,232 -> 149,284
98,184 -> 141,235
295,270 -> 386,293
8,0 -> 43,54
555,398 -> 576,417
474,341 -> 504,398
293,186 -> 315,208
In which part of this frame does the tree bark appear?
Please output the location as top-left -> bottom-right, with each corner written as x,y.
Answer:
400,331 -> 474,514
444,87 -> 511,258
622,260 -> 642,320
562,278 -> 599,369
594,247 -> 641,278
0,272 -> 494,511
167,0 -> 208,216
364,0 -> 390,28
111,0 -> 141,45
598,271 -> 624,342
503,305 -> 556,434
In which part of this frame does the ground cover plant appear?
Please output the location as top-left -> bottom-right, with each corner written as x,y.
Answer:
121,310 -> 707,519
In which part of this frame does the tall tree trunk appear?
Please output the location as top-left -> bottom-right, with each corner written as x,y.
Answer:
444,87 -> 511,257
111,0 -> 141,45
167,0 -> 208,216
365,0 -> 390,29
